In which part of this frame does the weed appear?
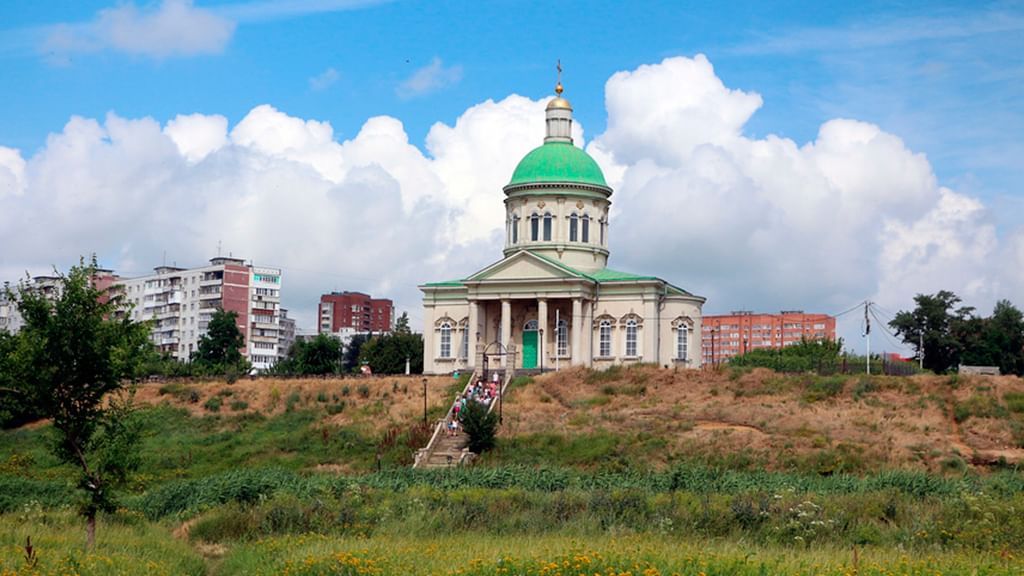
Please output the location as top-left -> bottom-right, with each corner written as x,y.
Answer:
954,394 -> 1008,423
853,377 -> 878,400
1003,392 -> 1024,413
803,376 -> 845,403
342,385 -> 351,397
204,396 -> 223,413
285,391 -> 302,412
316,391 -> 328,403
230,400 -> 249,411
357,384 -> 370,399
326,403 -> 345,415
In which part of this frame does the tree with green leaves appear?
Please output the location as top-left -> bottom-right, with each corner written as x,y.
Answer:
2,258 -> 150,547
889,290 -> 975,374
343,333 -> 369,373
273,334 -> 343,375
358,332 -> 423,374
460,399 -> 498,453
193,308 -> 248,375
960,300 -> 1024,376
394,312 -> 411,334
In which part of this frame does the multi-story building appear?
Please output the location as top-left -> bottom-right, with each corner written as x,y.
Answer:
119,257 -> 284,371
318,292 -> 393,336
1,270 -> 119,332
701,310 -> 836,365
278,308 -> 297,356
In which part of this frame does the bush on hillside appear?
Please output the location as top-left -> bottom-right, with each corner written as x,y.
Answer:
461,400 -> 498,454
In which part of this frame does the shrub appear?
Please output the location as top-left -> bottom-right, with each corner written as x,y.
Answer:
802,376 -> 845,402
230,400 -> 249,411
1004,392 -> 1024,413
204,396 -> 223,412
326,403 -> 345,415
285,391 -> 302,412
341,385 -> 351,397
316,391 -> 328,403
852,377 -> 878,400
954,394 -> 1008,423
357,384 -> 370,399
461,400 -> 498,453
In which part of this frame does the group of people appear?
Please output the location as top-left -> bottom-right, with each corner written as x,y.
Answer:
446,373 -> 500,436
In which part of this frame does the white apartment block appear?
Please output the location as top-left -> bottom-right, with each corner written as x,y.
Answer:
118,257 -> 284,372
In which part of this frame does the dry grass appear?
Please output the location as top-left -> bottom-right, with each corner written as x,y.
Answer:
502,366 -> 1024,471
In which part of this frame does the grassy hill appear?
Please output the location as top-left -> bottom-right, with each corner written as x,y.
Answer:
3,366 -> 1024,575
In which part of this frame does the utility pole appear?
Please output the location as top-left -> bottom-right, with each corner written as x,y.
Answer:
864,301 -> 871,376
919,318 -> 926,370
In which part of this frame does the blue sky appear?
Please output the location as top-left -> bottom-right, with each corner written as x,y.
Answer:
3,0 -> 1021,206
1,0 -> 1022,352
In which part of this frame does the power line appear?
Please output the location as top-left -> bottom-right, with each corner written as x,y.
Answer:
831,300 -> 867,319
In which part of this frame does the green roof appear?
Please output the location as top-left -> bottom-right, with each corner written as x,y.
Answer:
508,142 -> 608,187
589,268 -> 659,282
422,280 -> 464,287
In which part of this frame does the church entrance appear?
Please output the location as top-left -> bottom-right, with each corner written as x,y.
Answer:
522,320 -> 538,369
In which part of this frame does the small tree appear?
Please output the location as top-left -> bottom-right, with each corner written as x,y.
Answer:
296,334 -> 343,375
343,333 -> 369,373
394,312 -> 411,334
5,258 -> 150,547
193,308 -> 247,375
890,291 -> 975,373
460,400 -> 498,453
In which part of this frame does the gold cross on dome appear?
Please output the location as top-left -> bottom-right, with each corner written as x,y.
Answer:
555,60 -> 563,95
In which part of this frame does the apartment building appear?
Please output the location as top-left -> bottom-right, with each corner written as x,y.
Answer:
119,257 -> 284,371
701,310 -> 836,365
318,291 -> 393,336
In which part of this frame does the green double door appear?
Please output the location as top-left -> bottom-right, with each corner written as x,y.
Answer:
522,330 -> 538,369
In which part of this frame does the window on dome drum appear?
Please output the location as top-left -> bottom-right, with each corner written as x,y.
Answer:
543,213 -> 552,241
440,322 -> 452,358
556,319 -> 568,356
599,217 -> 605,244
530,214 -> 539,241
599,320 -> 612,357
625,319 -> 638,357
460,328 -> 469,359
677,325 -> 688,361
582,215 -> 590,243
569,214 -> 578,242
512,215 -> 519,243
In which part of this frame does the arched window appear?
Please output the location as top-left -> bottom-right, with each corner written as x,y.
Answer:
581,215 -> 590,243
440,322 -> 452,358
530,213 -> 539,241
543,212 -> 552,241
556,319 -> 568,356
512,215 -> 519,244
460,327 -> 469,359
599,217 -> 605,245
599,320 -> 612,357
676,325 -> 688,361
569,214 -> 578,242
625,319 -> 638,357
524,319 -> 538,331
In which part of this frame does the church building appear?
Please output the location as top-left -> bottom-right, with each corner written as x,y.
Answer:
420,80 -> 705,374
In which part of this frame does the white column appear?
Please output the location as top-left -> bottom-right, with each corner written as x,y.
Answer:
468,300 -> 479,369
644,297 -> 658,364
501,299 -> 512,354
571,297 -> 583,366
538,298 -> 548,368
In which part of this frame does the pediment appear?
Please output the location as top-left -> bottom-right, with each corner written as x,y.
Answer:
466,252 -> 582,283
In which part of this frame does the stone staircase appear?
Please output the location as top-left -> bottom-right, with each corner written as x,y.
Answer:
414,343 -> 518,470
420,429 -> 469,468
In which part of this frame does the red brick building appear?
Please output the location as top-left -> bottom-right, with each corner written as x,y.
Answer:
701,310 -> 836,365
318,291 -> 394,335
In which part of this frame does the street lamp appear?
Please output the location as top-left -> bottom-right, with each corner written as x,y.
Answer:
421,377 -> 428,427
539,328 -> 544,373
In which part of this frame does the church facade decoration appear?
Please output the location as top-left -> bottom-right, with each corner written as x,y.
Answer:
420,79 -> 705,374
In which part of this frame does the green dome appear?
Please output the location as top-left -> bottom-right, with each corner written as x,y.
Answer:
508,142 -> 607,187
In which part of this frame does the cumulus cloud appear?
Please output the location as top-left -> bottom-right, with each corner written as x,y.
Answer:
2,54 -> 1021,347
43,0 -> 235,61
396,57 -> 463,99
308,67 -> 340,91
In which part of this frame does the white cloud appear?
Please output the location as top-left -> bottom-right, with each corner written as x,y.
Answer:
308,67 -> 340,91
164,113 -> 228,162
42,0 -> 235,61
0,147 -> 26,197
2,54 -> 1021,349
396,57 -> 463,99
